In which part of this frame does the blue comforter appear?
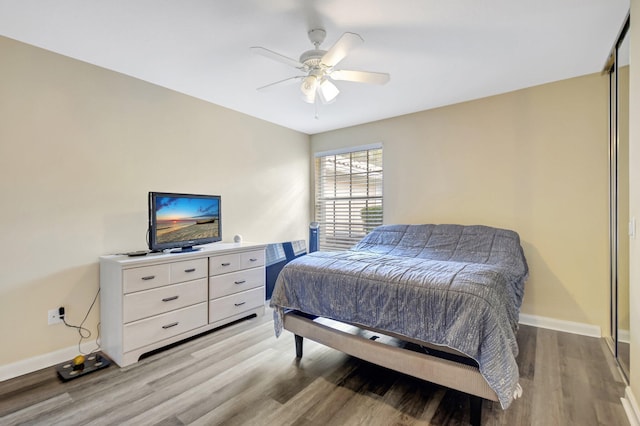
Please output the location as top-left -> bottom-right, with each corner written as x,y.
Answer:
270,224 -> 528,409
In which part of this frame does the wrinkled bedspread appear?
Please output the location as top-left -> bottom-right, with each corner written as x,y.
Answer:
269,224 -> 528,409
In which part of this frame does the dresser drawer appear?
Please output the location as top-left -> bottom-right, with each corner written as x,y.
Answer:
123,278 -> 207,323
170,258 -> 207,283
123,264 -> 171,293
209,287 -> 264,323
240,250 -> 265,269
123,302 -> 207,352
209,268 -> 264,299
209,253 -> 241,275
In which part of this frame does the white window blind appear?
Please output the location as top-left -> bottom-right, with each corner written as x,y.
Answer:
314,146 -> 383,251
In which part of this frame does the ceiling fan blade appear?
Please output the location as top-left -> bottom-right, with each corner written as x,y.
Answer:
330,69 -> 390,85
250,47 -> 305,70
321,32 -> 363,67
257,76 -> 305,91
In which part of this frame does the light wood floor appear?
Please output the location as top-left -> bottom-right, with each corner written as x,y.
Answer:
0,309 -> 629,426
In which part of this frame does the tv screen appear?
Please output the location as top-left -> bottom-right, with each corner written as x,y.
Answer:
148,192 -> 221,253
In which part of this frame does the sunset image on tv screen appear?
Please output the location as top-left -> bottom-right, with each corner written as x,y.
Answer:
155,196 -> 220,243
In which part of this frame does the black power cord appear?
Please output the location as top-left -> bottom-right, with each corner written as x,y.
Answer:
61,288 -> 101,355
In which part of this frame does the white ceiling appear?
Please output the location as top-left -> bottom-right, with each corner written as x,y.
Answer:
0,0 -> 629,135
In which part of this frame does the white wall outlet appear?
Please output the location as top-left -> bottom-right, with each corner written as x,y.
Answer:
48,308 -> 62,325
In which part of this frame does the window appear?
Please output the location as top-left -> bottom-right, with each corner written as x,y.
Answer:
314,144 -> 383,251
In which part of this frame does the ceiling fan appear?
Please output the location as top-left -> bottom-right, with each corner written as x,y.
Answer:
251,28 -> 390,104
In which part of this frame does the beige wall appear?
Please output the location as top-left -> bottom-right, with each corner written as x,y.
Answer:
0,36 -> 310,366
312,73 -> 609,330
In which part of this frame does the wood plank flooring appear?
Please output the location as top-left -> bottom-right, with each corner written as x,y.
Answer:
0,309 -> 629,425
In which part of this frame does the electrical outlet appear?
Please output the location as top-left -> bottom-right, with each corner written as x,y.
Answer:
48,308 -> 62,325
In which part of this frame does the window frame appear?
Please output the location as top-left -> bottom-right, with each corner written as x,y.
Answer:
313,143 -> 383,251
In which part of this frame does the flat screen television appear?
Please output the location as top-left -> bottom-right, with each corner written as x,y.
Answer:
148,192 -> 221,253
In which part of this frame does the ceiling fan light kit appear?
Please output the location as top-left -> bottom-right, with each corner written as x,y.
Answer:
251,28 -> 390,107
318,79 -> 340,104
301,75 -> 319,103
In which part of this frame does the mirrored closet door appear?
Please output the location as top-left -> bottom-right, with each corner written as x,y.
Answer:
607,14 -> 630,380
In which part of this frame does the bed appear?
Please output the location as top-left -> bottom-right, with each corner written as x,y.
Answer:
269,224 -> 528,425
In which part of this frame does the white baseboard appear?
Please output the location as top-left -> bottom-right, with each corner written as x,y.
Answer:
0,314 -> 608,382
519,313 -> 601,338
0,340 -> 97,382
623,386 -> 640,426
620,329 -> 631,344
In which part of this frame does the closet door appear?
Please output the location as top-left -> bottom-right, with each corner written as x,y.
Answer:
608,15 -> 630,380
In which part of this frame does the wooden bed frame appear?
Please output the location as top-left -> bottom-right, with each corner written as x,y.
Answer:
283,311 -> 499,426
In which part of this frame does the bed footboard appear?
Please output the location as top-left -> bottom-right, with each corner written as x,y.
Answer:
284,311 -> 496,426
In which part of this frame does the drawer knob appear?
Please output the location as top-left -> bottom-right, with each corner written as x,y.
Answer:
234,280 -> 246,285
141,275 -> 155,281
162,322 -> 179,329
249,258 -> 258,262
221,262 -> 231,267
162,296 -> 179,302
234,302 -> 246,307
184,268 -> 196,273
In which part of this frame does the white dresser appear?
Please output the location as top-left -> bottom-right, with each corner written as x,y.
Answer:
99,242 -> 266,367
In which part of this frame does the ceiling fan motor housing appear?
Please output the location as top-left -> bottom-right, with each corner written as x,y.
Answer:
300,49 -> 327,68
